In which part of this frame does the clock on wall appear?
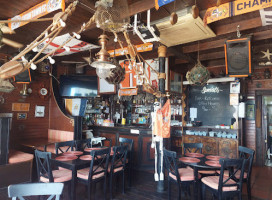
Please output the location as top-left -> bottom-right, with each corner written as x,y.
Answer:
39,85 -> 49,99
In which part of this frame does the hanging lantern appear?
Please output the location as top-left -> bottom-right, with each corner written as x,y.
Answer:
186,60 -> 210,86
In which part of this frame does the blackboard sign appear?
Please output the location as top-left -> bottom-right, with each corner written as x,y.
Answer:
188,83 -> 235,126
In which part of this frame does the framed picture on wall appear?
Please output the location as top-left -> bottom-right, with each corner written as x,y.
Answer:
246,100 -> 255,120
98,77 -> 116,95
169,70 -> 183,93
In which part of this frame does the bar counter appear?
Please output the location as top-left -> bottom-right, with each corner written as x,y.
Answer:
90,125 -> 154,170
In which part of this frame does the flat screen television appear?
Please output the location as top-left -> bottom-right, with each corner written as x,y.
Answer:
59,75 -> 98,97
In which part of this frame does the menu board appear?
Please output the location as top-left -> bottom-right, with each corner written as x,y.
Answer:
188,83 -> 235,126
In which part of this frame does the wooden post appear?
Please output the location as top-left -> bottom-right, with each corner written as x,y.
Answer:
157,45 -> 167,193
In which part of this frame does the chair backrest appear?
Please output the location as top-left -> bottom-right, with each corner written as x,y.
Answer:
87,148 -> 111,181
183,143 -> 203,154
238,146 -> 255,179
218,158 -> 246,194
110,145 -> 128,173
55,140 -> 76,155
76,138 -> 92,151
119,137 -> 134,161
35,150 -> 54,182
8,182 -> 64,200
163,149 -> 181,182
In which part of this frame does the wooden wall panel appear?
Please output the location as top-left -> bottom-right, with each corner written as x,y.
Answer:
0,74 -> 50,144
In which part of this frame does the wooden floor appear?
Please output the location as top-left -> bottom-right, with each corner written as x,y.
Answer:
0,166 -> 271,200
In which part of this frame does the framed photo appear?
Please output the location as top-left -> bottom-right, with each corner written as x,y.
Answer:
169,70 -> 183,93
246,100 -> 255,120
230,82 -> 240,94
35,105 -> 45,117
17,113 -> 27,120
98,77 -> 116,95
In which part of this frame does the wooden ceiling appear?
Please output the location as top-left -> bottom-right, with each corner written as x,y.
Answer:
0,0 -> 272,74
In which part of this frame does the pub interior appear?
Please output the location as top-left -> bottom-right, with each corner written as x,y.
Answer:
0,0 -> 272,199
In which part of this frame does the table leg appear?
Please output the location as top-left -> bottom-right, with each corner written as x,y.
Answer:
71,166 -> 76,200
193,167 -> 198,200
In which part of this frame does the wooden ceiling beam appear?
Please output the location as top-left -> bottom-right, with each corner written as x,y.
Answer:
214,17 -> 262,36
183,28 -> 272,54
199,51 -> 225,61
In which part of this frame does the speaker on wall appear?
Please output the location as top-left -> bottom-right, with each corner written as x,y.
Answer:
13,69 -> 32,83
224,37 -> 251,77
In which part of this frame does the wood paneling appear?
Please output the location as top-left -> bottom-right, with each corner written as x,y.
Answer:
0,74 -> 50,144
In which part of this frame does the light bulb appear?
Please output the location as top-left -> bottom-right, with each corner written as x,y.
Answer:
114,37 -> 118,42
63,46 -> 70,52
96,68 -> 112,79
21,56 -> 28,63
32,46 -> 38,52
31,63 -> 37,70
73,32 -> 81,39
59,19 -> 66,27
48,56 -> 55,64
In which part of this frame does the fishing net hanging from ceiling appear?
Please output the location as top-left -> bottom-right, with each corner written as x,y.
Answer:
94,0 -> 130,33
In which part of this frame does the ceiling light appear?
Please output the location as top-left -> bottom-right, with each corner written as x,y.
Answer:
91,34 -> 116,72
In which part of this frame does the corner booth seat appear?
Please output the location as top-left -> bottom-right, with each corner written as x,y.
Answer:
35,129 -> 74,154
0,150 -> 34,188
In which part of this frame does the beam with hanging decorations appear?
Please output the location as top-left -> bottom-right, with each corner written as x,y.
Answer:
204,0 -> 272,25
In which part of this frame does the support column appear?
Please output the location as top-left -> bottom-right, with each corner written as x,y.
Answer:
73,116 -> 83,141
157,45 -> 167,193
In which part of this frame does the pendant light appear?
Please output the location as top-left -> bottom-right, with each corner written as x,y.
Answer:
91,34 -> 116,79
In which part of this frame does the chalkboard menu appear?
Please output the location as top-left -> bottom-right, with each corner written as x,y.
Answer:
188,83 -> 235,126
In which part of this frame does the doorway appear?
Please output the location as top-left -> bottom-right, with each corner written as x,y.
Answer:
263,96 -> 272,166
255,91 -> 272,166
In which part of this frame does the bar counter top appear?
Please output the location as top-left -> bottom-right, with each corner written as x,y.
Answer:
90,125 -> 152,135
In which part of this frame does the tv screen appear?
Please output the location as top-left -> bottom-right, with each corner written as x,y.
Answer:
59,75 -> 98,97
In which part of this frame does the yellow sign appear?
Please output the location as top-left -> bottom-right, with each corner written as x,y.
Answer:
9,0 -> 65,30
205,0 -> 272,24
108,43 -> 153,57
12,103 -> 30,112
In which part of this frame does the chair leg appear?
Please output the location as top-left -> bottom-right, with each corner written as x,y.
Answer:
122,170 -> 125,194
110,173 -> 113,200
239,192 -> 243,200
178,183 -> 181,200
87,183 -> 92,200
247,181 -> 252,200
104,177 -> 107,200
168,179 -> 171,200
128,164 -> 132,187
202,183 -> 206,200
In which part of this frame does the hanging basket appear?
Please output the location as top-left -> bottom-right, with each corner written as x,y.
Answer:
186,61 -> 210,86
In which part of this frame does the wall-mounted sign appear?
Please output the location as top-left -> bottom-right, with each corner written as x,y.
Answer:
17,113 -> 27,120
118,88 -> 138,96
9,0 -> 65,30
108,43 -> 153,57
204,0 -> 272,24
35,105 -> 45,117
119,60 -> 137,89
12,103 -> 30,112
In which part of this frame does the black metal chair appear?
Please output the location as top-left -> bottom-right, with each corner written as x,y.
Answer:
77,148 -> 111,200
201,158 -> 246,200
8,182 -> 64,200
163,148 -> 198,200
183,142 -> 203,154
55,140 -> 76,155
76,138 -> 93,151
119,137 -> 134,187
108,145 -> 128,200
238,146 -> 255,200
34,150 -> 72,199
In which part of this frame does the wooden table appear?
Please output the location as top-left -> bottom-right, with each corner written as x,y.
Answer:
19,138 -> 66,151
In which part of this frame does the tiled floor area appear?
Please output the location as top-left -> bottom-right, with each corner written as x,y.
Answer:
0,166 -> 271,200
